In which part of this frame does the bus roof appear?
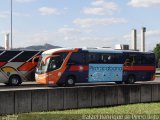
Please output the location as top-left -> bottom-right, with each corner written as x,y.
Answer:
0,49 -> 41,52
42,47 -> 154,54
42,48 -> 75,54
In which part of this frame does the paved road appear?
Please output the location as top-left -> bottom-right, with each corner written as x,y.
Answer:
0,77 -> 160,91
0,77 -> 159,86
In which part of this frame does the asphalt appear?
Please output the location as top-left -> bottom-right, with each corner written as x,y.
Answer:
0,78 -> 159,91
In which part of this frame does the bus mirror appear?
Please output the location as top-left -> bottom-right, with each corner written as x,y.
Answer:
44,55 -> 60,64
32,55 -> 40,64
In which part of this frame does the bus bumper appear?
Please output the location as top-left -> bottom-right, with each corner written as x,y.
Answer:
35,73 -> 49,84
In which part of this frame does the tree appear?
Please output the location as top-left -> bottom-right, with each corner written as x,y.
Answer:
153,44 -> 160,68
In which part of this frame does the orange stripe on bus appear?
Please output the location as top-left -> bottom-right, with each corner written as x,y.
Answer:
18,62 -> 37,71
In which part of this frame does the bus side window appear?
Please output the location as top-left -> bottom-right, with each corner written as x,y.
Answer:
59,52 -> 68,61
135,55 -> 141,65
88,53 -> 101,63
101,54 -> 114,64
124,55 -> 135,66
141,54 -> 155,65
48,60 -> 56,70
114,54 -> 123,64
48,56 -> 62,72
68,53 -> 85,65
132,56 -> 136,65
124,58 -> 131,66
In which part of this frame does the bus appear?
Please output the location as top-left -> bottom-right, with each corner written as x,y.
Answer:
0,50 -> 42,86
35,48 -> 156,86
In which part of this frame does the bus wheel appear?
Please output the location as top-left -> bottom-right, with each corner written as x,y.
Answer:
9,75 -> 22,86
126,75 -> 136,84
65,76 -> 75,87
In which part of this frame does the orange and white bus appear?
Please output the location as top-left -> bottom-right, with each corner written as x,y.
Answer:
0,50 -> 42,85
35,48 -> 156,86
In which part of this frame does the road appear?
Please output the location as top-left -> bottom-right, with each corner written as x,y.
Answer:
0,77 -> 160,91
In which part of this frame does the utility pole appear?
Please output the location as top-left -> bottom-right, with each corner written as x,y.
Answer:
11,0 -> 13,49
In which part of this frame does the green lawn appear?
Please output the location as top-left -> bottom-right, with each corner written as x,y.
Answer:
1,103 -> 160,120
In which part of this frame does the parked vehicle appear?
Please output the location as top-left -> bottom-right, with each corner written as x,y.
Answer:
0,50 -> 42,85
35,48 -> 156,86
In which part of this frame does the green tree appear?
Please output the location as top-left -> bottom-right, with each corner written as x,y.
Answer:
154,44 -> 160,68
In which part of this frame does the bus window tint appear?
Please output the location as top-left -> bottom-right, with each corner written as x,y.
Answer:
124,54 -> 137,66
141,54 -> 155,65
114,54 -> 123,64
44,52 -> 68,72
101,54 -> 122,64
68,53 -> 85,64
36,54 -> 49,74
101,54 -> 113,63
133,55 -> 140,65
124,53 -> 155,66
60,52 -> 69,61
48,56 -> 62,71
48,52 -> 68,71
88,53 -> 101,63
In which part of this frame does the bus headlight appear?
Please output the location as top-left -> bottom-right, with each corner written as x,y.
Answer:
58,72 -> 62,77
35,74 -> 38,79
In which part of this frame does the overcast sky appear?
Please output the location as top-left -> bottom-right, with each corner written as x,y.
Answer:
0,0 -> 160,51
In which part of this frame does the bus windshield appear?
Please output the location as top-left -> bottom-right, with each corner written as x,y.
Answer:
36,52 -> 68,74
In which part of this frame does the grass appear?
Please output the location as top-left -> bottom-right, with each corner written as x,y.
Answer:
156,68 -> 160,71
1,103 -> 160,120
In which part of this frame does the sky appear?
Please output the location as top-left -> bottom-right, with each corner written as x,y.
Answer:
0,0 -> 160,51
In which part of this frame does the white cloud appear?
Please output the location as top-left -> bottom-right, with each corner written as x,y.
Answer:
123,30 -> 160,40
123,34 -> 131,40
146,30 -> 160,37
0,30 -> 10,35
38,7 -> 60,15
58,27 -> 81,35
2,28 -> 158,51
144,30 -> 160,50
0,11 -> 9,19
0,11 -> 30,19
73,18 -> 127,28
6,28 -> 118,48
84,7 -> 106,15
83,0 -> 118,15
128,0 -> 160,7
57,27 -> 82,43
13,12 -> 31,17
91,0 -> 104,6
15,0 -> 35,3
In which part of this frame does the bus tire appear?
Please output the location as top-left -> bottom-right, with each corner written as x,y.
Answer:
9,75 -> 22,86
65,76 -> 76,87
126,75 -> 136,84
